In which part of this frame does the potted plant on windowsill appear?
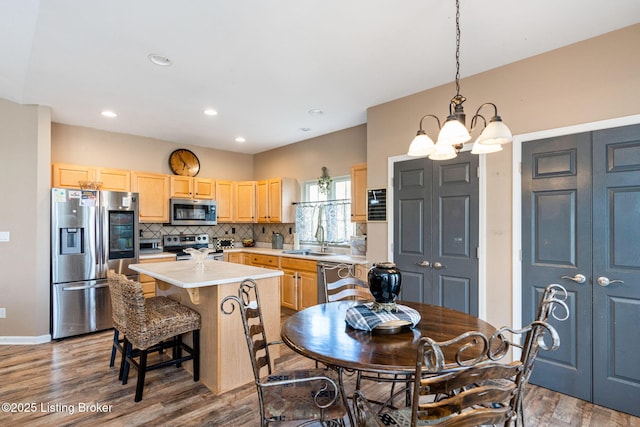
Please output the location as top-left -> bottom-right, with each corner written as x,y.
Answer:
317,166 -> 332,196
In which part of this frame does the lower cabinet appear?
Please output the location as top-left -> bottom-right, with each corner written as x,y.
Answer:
248,254 -> 279,269
231,251 -> 320,310
138,255 -> 176,297
280,257 -> 318,311
224,251 -> 244,264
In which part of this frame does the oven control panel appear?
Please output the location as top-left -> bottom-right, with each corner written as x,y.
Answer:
163,233 -> 209,249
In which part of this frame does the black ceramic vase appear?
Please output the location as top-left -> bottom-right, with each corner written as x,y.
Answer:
368,262 -> 402,304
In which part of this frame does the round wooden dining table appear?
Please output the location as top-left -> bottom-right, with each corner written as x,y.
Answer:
280,300 -> 497,375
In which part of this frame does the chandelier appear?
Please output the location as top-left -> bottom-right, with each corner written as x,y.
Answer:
407,0 -> 512,160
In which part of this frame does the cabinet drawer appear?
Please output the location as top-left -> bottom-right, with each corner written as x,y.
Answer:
141,281 -> 156,296
280,257 -> 316,272
251,254 -> 279,268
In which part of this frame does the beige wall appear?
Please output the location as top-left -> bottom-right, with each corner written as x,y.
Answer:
2,24 -> 639,340
366,24 -> 640,329
52,124 -> 254,180
0,99 -> 51,339
253,124 -> 367,182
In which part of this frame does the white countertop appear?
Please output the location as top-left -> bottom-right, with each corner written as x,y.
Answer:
139,251 -> 177,260
130,259 -> 283,289
225,247 -> 368,265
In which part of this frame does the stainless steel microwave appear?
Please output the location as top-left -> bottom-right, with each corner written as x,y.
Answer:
170,198 -> 217,226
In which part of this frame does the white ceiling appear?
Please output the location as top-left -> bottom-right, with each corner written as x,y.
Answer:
1,1 -> 639,154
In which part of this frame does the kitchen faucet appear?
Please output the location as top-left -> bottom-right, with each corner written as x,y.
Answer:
315,224 -> 328,253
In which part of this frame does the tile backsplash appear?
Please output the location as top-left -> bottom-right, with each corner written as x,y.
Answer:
141,222 -> 367,247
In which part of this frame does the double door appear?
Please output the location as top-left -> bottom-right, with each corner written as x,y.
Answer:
521,124 -> 640,416
393,153 -> 479,315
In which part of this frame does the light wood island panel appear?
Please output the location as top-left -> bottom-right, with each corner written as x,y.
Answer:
129,260 -> 282,394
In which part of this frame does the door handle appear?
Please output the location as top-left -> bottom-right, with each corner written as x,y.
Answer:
597,277 -> 624,287
415,260 -> 431,268
432,262 -> 444,270
561,274 -> 586,284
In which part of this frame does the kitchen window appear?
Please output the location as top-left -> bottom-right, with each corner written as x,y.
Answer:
296,176 -> 354,245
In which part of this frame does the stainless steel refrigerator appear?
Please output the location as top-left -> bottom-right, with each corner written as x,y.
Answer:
51,188 -> 139,339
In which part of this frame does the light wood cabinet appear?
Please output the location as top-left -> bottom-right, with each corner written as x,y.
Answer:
52,163 -> 131,191
354,263 -> 369,283
131,171 -> 170,223
257,178 -> 298,223
224,251 -> 244,264
170,176 -> 214,199
248,253 -> 279,269
280,257 -> 318,311
351,163 -> 367,222
215,180 -> 234,222
234,181 -> 256,223
96,168 -> 131,191
139,255 -> 176,297
52,163 -> 95,188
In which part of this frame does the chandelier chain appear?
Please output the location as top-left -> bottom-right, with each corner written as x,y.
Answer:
455,0 -> 461,96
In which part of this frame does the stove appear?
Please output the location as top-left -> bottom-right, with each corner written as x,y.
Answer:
163,233 -> 223,261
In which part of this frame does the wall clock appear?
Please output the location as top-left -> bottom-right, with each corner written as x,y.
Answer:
169,149 -> 200,177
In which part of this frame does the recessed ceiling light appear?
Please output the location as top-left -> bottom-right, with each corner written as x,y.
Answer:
203,109 -> 218,116
148,53 -> 172,67
235,137 -> 246,143
308,109 -> 324,116
299,127 -> 312,132
101,110 -> 117,118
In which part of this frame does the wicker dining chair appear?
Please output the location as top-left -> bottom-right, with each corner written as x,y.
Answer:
107,270 -> 181,379
354,331 -> 522,427
108,271 -> 201,402
221,278 -> 347,426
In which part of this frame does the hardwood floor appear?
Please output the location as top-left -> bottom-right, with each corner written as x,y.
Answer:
1,322 -> 638,426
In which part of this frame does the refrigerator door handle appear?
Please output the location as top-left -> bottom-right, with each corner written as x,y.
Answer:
62,283 -> 110,291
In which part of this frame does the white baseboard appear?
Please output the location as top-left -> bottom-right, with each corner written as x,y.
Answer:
0,334 -> 51,345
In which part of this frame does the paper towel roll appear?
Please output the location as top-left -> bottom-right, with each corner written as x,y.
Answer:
293,233 -> 300,250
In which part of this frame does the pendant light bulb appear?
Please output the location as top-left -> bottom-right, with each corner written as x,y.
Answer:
429,139 -> 457,161
408,131 -> 436,157
438,116 -> 471,146
475,117 -> 513,145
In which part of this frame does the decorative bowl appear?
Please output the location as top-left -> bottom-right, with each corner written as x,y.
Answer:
184,247 -> 216,270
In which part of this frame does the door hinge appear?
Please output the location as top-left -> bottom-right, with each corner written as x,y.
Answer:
475,247 -> 479,259
477,166 -> 480,179
519,162 -> 522,175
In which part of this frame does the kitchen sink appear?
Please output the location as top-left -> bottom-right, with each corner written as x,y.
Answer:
282,249 -> 337,256
282,249 -> 310,255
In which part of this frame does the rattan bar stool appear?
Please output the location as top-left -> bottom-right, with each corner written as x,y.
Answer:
107,270 -> 182,379
108,271 -> 201,402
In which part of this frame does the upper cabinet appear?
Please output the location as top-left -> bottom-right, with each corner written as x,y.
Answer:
170,176 -> 214,199
97,168 -> 131,192
215,180 -> 233,223
257,177 -> 299,223
351,163 -> 367,222
234,181 -> 256,223
52,163 -> 130,192
52,163 -> 94,188
131,171 -> 170,223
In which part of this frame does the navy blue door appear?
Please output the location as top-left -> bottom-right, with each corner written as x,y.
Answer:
522,124 -> 640,417
394,153 -> 479,315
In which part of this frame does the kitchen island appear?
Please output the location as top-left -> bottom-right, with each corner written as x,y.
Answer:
129,259 -> 283,394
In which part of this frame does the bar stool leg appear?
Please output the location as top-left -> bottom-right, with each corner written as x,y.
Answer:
110,329 -> 119,367
120,338 -> 131,383
192,329 -> 200,381
134,350 -> 148,402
